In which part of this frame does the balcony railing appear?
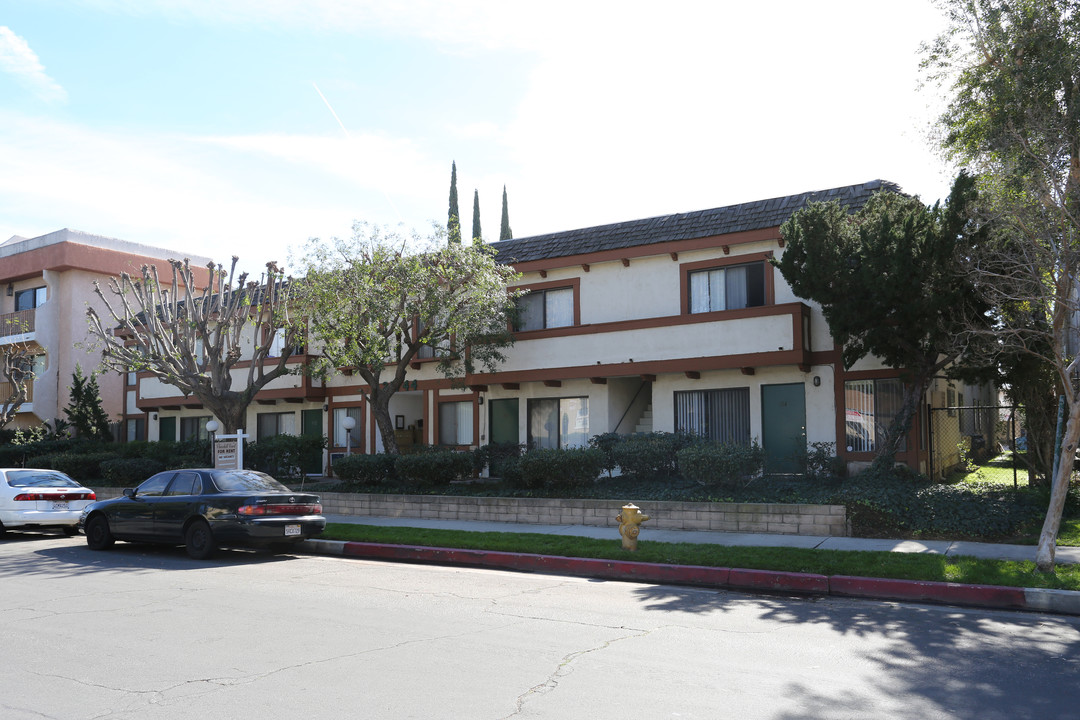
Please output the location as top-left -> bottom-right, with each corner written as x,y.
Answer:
0,309 -> 36,338
0,379 -> 33,404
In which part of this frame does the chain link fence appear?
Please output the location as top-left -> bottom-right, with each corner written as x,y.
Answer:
928,405 -> 1024,483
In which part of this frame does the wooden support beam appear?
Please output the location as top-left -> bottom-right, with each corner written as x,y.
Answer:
740,367 -> 755,376
685,371 -> 700,379
670,252 -> 678,261
501,382 -> 520,390
543,380 -> 562,388
639,374 -> 656,382
581,263 -> 590,272
798,363 -> 811,373
723,245 -> 730,255
539,269 -> 548,278
468,384 -> 488,393
778,238 -> 786,248
621,258 -> 630,267
589,377 -> 607,384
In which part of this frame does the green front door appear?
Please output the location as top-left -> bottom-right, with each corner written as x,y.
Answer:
489,399 -> 519,445
761,383 -> 806,475
159,416 -> 176,443
301,409 -> 323,474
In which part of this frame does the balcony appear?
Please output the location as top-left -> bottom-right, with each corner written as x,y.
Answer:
0,309 -> 36,343
0,378 -> 33,405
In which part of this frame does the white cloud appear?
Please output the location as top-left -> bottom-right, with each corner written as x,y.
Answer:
0,26 -> 67,103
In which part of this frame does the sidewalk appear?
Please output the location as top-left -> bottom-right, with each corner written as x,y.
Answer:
307,514 -> 1080,617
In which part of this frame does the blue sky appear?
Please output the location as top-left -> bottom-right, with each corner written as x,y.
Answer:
1,1 -> 955,274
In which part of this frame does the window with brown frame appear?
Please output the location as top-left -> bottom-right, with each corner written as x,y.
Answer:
688,261 -> 766,313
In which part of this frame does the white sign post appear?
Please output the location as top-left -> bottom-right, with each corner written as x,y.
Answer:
214,429 -> 249,470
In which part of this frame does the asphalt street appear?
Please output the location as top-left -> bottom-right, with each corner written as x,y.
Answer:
3,533 -> 1080,720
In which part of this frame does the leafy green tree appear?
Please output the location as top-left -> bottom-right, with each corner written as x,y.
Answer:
776,174 -> 988,468
471,189 -> 482,245
87,257 -> 303,434
294,223 -> 521,454
499,184 -> 513,241
64,365 -> 112,441
448,161 -> 461,244
922,0 -> 1080,569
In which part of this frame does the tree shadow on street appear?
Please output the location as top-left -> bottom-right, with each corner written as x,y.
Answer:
632,582 -> 1080,720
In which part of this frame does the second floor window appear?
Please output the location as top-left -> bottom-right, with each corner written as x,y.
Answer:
515,287 -> 573,331
689,262 -> 765,313
14,286 -> 47,312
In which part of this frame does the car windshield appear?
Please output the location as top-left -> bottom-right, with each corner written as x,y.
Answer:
211,471 -> 291,493
6,470 -> 81,488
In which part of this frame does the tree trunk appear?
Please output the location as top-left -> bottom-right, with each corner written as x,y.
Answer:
368,389 -> 400,455
1035,406 -> 1080,571
873,378 -> 926,471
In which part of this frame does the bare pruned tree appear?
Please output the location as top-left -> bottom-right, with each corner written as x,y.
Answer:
86,256 -> 304,434
0,343 -> 36,431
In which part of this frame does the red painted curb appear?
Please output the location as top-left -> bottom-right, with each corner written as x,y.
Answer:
728,568 -> 830,594
830,575 -> 1029,610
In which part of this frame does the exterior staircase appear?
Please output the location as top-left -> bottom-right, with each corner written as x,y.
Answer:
633,404 -> 653,434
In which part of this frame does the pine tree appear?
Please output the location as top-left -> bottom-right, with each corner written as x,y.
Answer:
447,161 -> 461,244
499,184 -> 512,241
64,365 -> 112,441
471,189 -> 482,245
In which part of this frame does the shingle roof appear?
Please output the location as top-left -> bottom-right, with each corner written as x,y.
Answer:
487,179 -> 901,265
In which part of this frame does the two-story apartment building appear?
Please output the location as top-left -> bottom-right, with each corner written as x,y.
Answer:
130,179 -> 990,477
0,229 -> 210,436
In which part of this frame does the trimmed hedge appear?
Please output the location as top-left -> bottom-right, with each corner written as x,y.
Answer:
395,450 -> 473,486
511,447 -> 605,490
677,441 -> 766,487
334,453 -> 398,486
99,457 -> 167,486
26,451 -> 119,482
607,432 -> 701,479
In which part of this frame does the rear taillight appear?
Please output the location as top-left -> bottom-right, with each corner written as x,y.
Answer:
237,503 -> 322,516
13,492 -> 96,501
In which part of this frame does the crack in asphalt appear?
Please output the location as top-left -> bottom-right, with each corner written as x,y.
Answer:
500,629 -> 652,719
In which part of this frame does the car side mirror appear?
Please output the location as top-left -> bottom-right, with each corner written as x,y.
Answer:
123,488 -> 136,499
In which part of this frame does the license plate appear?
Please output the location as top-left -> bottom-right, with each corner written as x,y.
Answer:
284,524 -> 301,537
51,501 -> 69,511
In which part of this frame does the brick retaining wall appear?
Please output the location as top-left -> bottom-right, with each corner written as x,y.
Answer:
91,488 -> 848,537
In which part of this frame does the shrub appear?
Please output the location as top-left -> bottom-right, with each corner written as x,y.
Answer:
677,441 -> 765,487
799,441 -> 846,481
836,466 -> 1044,539
334,453 -> 398,486
245,434 -> 327,480
99,457 -> 166,486
26,451 -> 120,482
472,442 -> 525,477
513,447 -> 605,490
395,450 -> 473,486
587,432 -> 622,477
610,432 -> 700,479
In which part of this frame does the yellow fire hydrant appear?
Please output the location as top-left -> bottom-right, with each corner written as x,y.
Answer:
616,503 -> 650,552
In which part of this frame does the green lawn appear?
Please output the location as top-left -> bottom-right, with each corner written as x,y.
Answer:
946,451 -> 1030,487
322,522 -> 1080,592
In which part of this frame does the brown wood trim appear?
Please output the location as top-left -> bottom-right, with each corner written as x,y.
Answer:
543,380 -> 562,387
506,226 -> 780,275
589,377 -> 607,384
685,371 -> 700,379
501,382 -> 520,390
513,300 -> 806,342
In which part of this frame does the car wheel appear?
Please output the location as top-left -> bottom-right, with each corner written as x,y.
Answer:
185,520 -> 216,560
85,515 -> 115,551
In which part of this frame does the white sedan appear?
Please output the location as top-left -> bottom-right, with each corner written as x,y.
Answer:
0,468 -> 97,537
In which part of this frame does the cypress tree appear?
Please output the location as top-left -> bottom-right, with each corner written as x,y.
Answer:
499,184 -> 512,241
471,189 -> 482,245
64,365 -> 112,441
447,161 -> 461,244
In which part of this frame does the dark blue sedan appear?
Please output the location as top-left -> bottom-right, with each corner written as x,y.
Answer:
80,469 -> 325,559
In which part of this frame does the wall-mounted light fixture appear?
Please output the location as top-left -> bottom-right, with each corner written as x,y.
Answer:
6,283 -> 12,297
813,376 -> 821,387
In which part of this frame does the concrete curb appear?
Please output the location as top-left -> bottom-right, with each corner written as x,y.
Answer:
299,539 -> 1080,616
